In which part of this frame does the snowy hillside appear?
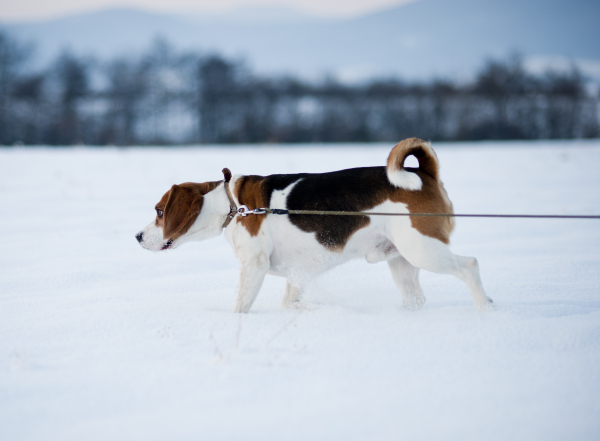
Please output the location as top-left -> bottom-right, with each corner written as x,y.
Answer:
2,0 -> 600,80
1,141 -> 600,440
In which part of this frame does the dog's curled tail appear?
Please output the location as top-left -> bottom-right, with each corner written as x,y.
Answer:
386,138 -> 439,190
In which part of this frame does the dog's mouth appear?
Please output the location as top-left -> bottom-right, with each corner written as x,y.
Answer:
161,239 -> 173,250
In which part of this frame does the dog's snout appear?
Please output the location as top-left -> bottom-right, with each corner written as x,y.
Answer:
135,232 -> 144,243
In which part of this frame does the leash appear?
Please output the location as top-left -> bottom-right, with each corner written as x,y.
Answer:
220,168 -> 600,225
236,207 -> 600,220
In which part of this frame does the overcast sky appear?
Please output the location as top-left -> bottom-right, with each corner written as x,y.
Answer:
0,0 -> 416,21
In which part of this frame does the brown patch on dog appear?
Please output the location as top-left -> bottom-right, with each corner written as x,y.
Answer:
234,176 -> 269,236
155,181 -> 222,240
389,171 -> 454,244
386,138 -> 454,242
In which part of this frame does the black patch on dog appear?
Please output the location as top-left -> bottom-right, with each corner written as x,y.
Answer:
286,167 -> 392,249
258,167 -> 397,250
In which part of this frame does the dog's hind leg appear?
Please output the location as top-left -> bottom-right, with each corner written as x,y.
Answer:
233,253 -> 269,313
281,280 -> 303,309
387,254 -> 426,310
451,254 -> 493,309
392,233 -> 493,309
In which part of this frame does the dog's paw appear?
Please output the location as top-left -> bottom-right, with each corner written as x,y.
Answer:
402,294 -> 426,311
233,302 -> 252,313
281,300 -> 303,310
475,297 -> 495,311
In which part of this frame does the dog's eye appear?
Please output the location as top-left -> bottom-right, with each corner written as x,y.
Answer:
157,209 -> 163,218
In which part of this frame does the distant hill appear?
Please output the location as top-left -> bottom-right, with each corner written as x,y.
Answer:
2,0 -> 599,81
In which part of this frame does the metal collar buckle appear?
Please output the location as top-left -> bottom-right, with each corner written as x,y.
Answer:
238,206 -> 268,217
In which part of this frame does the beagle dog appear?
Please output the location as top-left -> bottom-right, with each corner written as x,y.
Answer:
136,138 -> 492,313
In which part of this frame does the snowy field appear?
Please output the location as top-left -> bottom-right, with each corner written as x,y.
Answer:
1,140 -> 600,441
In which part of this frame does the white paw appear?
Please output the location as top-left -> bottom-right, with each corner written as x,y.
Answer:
281,300 -> 303,310
475,297 -> 494,311
402,295 -> 426,311
233,302 -> 251,313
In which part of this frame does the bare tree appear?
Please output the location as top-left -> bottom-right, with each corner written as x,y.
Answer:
102,58 -> 149,144
46,51 -> 90,144
0,32 -> 33,144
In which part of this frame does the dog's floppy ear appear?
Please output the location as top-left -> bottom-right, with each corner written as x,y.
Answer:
163,184 -> 203,239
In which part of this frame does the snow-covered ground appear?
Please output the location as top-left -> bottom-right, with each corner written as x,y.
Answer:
1,141 -> 599,441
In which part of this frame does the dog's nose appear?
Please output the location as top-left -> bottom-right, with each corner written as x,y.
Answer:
135,232 -> 144,243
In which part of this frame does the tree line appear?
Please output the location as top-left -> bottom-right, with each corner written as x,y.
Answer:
0,31 -> 598,145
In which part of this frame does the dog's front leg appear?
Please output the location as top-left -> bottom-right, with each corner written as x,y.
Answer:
233,253 -> 269,313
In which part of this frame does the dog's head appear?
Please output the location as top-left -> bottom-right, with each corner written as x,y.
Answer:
136,181 -> 224,251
